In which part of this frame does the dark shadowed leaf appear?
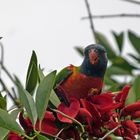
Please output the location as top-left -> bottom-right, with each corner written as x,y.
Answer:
112,56 -> 138,74
112,31 -> 124,54
95,32 -> 116,60
128,30 -> 140,55
0,108 -> 24,134
36,70 -> 56,120
17,83 -> 37,126
0,96 -> 6,110
26,51 -> 38,95
74,46 -> 84,57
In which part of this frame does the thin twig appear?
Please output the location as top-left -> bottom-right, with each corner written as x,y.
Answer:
99,125 -> 121,140
0,42 -> 4,78
121,0 -> 140,5
84,0 -> 97,43
0,78 -> 16,104
82,13 -> 140,20
2,65 -> 15,84
54,128 -> 64,140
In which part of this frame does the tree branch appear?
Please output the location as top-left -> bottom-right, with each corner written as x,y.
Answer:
121,0 -> 140,5
82,13 -> 140,20
84,0 -> 97,43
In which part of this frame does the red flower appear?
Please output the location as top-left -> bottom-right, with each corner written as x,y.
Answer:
36,111 -> 59,135
121,102 -> 140,117
7,132 -> 23,140
57,98 -> 80,123
115,85 -> 131,108
19,111 -> 58,136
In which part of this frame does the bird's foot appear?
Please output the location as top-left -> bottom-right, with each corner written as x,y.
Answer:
88,88 -> 99,95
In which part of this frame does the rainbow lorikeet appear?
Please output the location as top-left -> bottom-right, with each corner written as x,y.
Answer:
54,44 -> 108,103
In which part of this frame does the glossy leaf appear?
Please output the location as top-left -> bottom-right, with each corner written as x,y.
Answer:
128,30 -> 140,54
95,32 -> 116,60
75,46 -> 84,57
17,83 -> 37,126
26,51 -> 38,95
112,31 -> 124,54
36,70 -> 56,120
0,108 -> 24,134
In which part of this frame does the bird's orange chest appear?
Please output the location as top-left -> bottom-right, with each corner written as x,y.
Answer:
61,70 -> 103,100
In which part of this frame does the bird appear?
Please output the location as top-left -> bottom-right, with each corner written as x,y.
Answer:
54,44 -> 108,104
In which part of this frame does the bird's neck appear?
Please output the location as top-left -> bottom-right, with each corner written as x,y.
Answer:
80,59 -> 105,77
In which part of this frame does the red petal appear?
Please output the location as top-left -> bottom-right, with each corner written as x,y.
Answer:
36,111 -> 58,135
131,111 -> 140,119
121,102 -> 140,117
91,93 -> 114,105
115,85 -> 131,108
122,120 -> 137,134
19,112 -> 33,133
7,132 -> 23,140
80,99 -> 101,125
57,98 -> 80,123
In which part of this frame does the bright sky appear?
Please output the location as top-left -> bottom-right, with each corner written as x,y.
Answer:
0,0 -> 140,82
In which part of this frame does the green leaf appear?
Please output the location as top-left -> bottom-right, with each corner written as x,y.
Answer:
128,30 -> 140,54
10,109 -> 21,120
74,46 -> 84,57
17,83 -> 37,126
37,134 -> 49,140
128,53 -> 140,63
112,31 -> 124,54
36,70 -> 56,120
0,127 -> 9,140
0,96 -> 6,110
133,75 -> 140,101
54,67 -> 72,88
50,90 -> 61,108
26,51 -> 38,95
95,32 -> 116,60
112,56 -> 138,74
0,108 -> 24,134
38,65 -> 45,82
107,66 -> 130,75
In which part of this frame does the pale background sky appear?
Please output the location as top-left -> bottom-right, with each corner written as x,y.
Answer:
0,0 -> 140,82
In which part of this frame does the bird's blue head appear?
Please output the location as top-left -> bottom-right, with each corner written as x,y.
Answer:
81,44 -> 108,77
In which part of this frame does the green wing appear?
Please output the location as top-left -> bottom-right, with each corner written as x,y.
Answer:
54,67 -> 73,88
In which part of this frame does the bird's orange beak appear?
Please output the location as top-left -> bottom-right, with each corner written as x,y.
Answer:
89,49 -> 99,65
